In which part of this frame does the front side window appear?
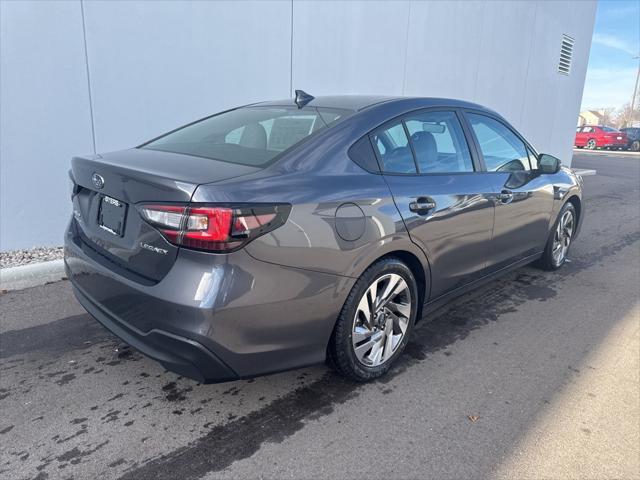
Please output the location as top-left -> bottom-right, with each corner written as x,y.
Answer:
371,122 -> 416,174
467,113 -> 531,172
404,111 -> 473,173
142,106 -> 349,167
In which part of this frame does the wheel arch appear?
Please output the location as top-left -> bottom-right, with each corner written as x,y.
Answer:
565,194 -> 582,239
384,250 -> 428,317
351,248 -> 430,323
566,195 -> 581,223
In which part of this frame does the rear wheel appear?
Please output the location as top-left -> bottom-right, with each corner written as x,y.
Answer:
327,258 -> 418,381
537,202 -> 576,271
586,138 -> 597,150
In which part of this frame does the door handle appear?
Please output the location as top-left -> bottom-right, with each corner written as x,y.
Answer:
409,197 -> 436,214
497,190 -> 514,204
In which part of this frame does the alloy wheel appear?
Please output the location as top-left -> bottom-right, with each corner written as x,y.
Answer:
351,273 -> 412,367
586,139 -> 596,150
631,140 -> 640,152
552,209 -> 574,266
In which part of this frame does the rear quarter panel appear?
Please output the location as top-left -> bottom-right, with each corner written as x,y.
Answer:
191,102 -> 436,288
547,167 -> 583,235
192,161 -> 430,282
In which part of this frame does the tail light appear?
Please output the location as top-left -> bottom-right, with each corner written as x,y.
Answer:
139,203 -> 291,253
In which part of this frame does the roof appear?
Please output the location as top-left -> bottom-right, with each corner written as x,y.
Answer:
579,110 -> 604,119
256,95 -> 397,111
256,94 -> 487,112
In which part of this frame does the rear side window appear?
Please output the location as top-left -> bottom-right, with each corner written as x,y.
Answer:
348,136 -> 380,172
467,113 -> 531,172
404,111 -> 473,173
142,106 -> 350,167
371,122 -> 417,174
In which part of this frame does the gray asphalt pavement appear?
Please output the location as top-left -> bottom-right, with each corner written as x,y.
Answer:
1,153 -> 639,480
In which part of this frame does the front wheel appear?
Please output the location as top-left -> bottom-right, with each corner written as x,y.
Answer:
327,258 -> 418,381
537,202 -> 576,271
586,138 -> 597,150
630,140 -> 640,152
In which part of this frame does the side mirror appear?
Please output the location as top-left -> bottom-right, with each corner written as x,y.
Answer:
538,154 -> 561,174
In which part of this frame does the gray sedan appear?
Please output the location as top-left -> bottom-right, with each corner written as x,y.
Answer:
64,92 -> 583,382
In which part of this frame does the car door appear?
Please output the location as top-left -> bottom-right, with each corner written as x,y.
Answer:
575,126 -> 585,146
580,126 -> 595,146
372,109 -> 496,299
463,112 -> 554,272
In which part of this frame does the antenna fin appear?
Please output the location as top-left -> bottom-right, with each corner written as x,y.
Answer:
294,89 -> 314,109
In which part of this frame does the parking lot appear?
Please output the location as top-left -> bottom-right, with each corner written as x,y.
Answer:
1,152 -> 638,480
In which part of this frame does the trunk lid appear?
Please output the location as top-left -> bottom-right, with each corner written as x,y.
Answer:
70,148 -> 260,282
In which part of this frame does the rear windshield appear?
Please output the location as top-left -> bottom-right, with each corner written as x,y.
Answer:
600,126 -> 620,133
141,106 -> 351,167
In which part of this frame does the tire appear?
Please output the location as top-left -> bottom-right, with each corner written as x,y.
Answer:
631,140 -> 640,152
537,202 -> 577,271
586,138 -> 597,150
327,257 -> 418,381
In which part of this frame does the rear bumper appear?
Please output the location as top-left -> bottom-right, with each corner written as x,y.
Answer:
71,282 -> 236,382
65,222 -> 354,383
601,140 -> 627,148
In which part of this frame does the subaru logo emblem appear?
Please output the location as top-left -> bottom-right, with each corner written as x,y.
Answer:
91,173 -> 105,189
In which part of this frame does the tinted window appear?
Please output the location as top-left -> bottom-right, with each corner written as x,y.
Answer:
467,113 -> 531,172
349,136 -> 379,172
405,111 -> 473,173
372,122 -> 416,174
142,106 -> 349,167
601,126 -> 620,133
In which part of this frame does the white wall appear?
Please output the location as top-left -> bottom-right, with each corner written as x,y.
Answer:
292,0 -> 596,159
0,0 -> 596,251
1,1 -> 94,251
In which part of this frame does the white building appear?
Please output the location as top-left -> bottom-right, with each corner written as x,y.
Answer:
0,0 -> 597,251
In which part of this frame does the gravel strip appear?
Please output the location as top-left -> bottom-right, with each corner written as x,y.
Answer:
1,246 -> 64,269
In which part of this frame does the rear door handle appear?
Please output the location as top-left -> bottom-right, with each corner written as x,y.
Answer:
409,197 -> 436,214
497,190 -> 514,204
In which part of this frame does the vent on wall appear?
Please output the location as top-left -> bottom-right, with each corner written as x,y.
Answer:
558,34 -> 574,75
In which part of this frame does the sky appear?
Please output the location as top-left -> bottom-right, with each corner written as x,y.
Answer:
580,0 -> 640,110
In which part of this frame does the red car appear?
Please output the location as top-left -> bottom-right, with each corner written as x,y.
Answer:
575,125 -> 628,150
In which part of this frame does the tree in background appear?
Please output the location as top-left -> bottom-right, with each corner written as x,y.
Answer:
615,103 -> 640,128
599,107 -> 616,127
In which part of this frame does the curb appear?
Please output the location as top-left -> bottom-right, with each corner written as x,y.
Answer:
573,149 -> 639,157
0,259 -> 66,292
